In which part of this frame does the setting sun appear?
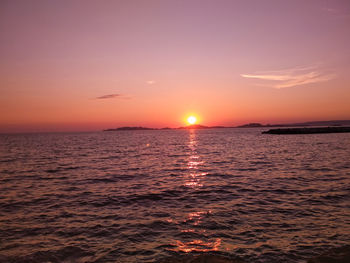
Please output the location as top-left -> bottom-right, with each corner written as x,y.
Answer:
187,116 -> 197,125
1,2 -> 350,263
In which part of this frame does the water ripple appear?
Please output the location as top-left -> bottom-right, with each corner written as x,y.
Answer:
0,129 -> 349,263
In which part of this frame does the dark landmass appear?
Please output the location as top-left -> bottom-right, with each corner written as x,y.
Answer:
104,126 -> 156,131
177,124 -> 210,129
290,120 -> 350,127
236,123 -> 264,128
262,126 -> 350,134
104,125 -> 232,131
177,124 -> 229,129
236,120 -> 350,128
103,120 -> 350,131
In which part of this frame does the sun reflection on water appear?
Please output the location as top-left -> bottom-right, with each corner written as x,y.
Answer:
168,129 -> 221,254
184,130 -> 207,188
169,238 -> 222,253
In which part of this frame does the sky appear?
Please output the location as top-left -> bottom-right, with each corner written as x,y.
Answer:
1,0 -> 350,132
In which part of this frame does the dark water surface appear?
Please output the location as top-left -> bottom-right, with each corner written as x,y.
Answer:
0,128 -> 349,262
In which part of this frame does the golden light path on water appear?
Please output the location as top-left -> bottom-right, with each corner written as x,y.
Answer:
169,129 -> 222,253
1,130 -> 350,262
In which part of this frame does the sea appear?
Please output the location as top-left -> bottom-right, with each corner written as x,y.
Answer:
0,128 -> 349,263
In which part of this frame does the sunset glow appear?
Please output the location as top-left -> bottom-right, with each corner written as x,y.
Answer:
0,1 -> 349,133
187,116 -> 197,125
1,2 -> 350,263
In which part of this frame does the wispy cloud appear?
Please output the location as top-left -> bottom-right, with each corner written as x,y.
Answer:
146,80 -> 155,85
241,74 -> 292,81
96,94 -> 122,99
95,94 -> 131,100
322,7 -> 338,13
241,66 -> 335,89
322,6 -> 350,19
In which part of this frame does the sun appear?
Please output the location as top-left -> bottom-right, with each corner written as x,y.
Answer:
187,116 -> 197,125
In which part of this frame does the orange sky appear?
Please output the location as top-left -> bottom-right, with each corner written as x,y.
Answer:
1,0 -> 350,132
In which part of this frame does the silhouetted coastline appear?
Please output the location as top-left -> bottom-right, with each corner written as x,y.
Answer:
104,126 -> 156,131
103,124 -> 232,131
103,120 -> 350,132
262,126 -> 350,134
177,124 -> 228,129
236,123 -> 264,128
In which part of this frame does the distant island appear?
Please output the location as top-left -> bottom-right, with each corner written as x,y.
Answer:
236,120 -> 350,128
103,124 -> 227,131
104,126 -> 156,131
236,123 -> 264,128
103,120 -> 350,131
177,124 -> 227,129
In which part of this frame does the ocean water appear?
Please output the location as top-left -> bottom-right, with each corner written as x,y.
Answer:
0,128 -> 349,263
